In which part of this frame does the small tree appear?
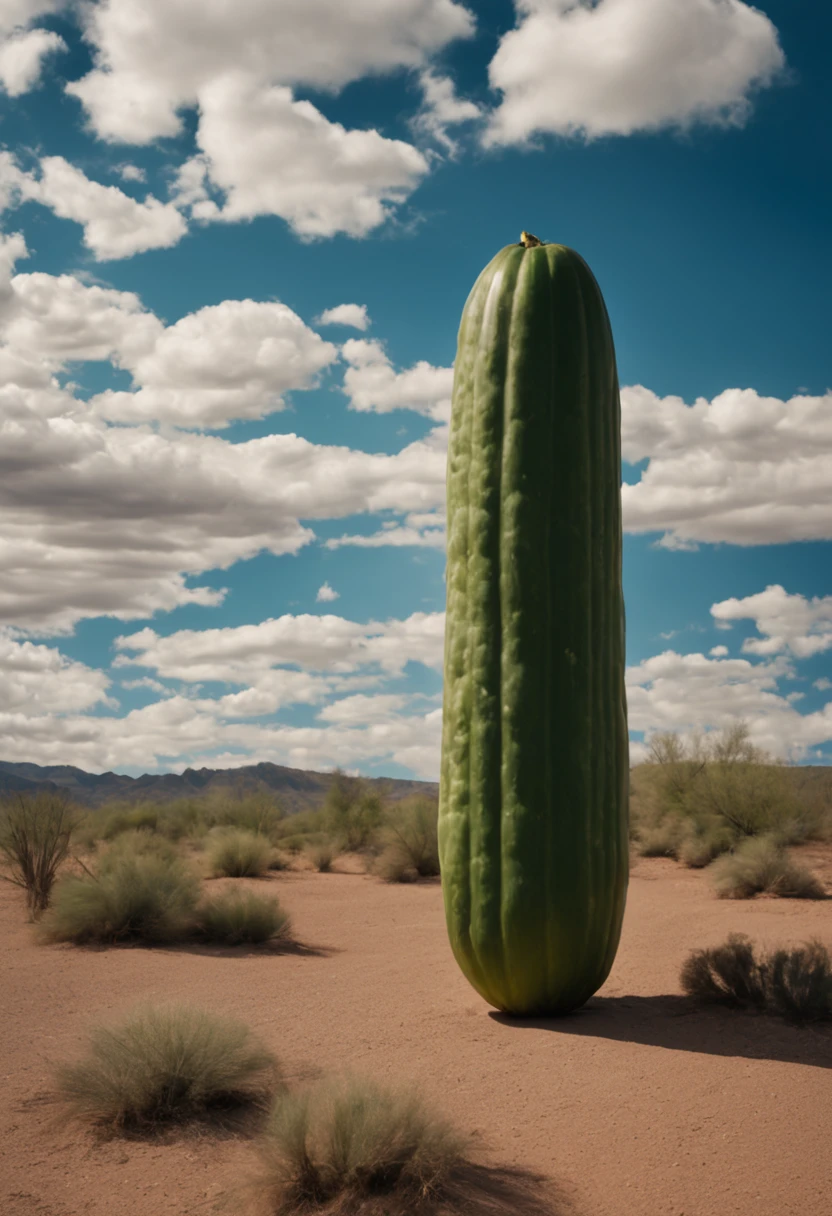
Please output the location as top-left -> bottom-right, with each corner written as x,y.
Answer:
323,769 -> 383,852
0,788 -> 79,917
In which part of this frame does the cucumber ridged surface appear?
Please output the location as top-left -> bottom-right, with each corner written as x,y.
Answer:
438,240 -> 629,1016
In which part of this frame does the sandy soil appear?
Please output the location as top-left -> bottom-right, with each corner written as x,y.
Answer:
2,845 -> 831,1216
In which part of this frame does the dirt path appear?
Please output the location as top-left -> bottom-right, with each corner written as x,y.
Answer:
2,849 -> 831,1216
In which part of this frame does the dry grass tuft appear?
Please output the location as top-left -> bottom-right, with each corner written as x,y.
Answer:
681,933 -> 832,1023
306,842 -> 337,873
251,1075 -> 563,1215
709,835 -> 826,900
55,1003 -> 279,1131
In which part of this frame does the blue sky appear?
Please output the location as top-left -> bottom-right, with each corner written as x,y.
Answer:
0,0 -> 829,780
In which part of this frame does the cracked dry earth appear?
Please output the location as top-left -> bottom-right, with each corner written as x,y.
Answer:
2,845 -> 831,1216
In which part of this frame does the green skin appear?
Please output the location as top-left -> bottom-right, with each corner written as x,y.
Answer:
438,239 -> 629,1016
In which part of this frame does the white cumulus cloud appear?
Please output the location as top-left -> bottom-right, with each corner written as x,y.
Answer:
710,585 -> 832,659
621,385 -> 832,547
91,298 -> 339,429
341,338 -> 453,421
316,303 -> 370,331
0,25 -> 65,94
484,0 -> 785,146
66,0 -> 475,144
0,153 -> 187,260
316,582 -> 339,603
181,75 -> 430,239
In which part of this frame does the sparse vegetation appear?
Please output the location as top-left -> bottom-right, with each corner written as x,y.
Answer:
631,721 -> 832,867
55,1003 -> 279,1130
252,1073 -> 559,1216
375,796 -> 440,883
322,769 -> 384,853
0,789 -> 79,916
40,848 -> 202,944
681,933 -> 832,1023
254,1076 -> 469,1214
709,835 -> 826,900
306,842 -> 336,872
207,828 -> 273,878
196,889 -> 292,946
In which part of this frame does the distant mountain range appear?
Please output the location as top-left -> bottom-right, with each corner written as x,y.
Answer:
0,759 -> 438,814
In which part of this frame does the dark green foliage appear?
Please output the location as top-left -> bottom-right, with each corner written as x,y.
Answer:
0,789 -> 79,916
55,1003 -> 279,1129
681,933 -> 832,1024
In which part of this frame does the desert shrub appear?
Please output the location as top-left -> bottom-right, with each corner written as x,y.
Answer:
40,849 -> 201,944
279,835 -> 307,856
375,797 -> 440,883
321,770 -> 385,853
267,850 -> 292,871
676,819 -> 734,868
255,1076 -> 470,1215
196,889 -> 292,946
201,790 -> 285,841
55,1003 -> 278,1130
306,842 -> 336,873
207,829 -> 273,878
680,933 -> 768,1012
0,789 -> 79,916
763,940 -> 832,1023
100,805 -> 159,840
632,721 -> 827,855
100,830 -> 180,866
681,933 -> 832,1023
709,835 -> 826,900
636,816 -> 684,858
374,848 -> 417,883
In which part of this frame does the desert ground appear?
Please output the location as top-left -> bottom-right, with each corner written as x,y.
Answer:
2,845 -> 831,1216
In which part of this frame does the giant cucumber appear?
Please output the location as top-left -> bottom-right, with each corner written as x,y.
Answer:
438,233 -> 629,1015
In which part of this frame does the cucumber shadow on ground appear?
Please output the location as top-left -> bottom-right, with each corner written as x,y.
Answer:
489,995 -> 832,1068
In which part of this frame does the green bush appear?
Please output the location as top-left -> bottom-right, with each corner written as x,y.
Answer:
322,770 -> 384,853
255,1076 -> 470,1214
200,790 -> 285,841
681,933 -> 832,1023
207,829 -> 273,878
631,720 -> 830,857
55,1003 -> 279,1129
100,830 -> 180,866
709,835 -> 826,900
196,889 -> 292,946
0,789 -> 79,916
100,805 -> 159,840
40,850 -> 201,944
375,797 -> 440,882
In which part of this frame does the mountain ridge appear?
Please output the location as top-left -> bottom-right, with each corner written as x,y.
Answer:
0,759 -> 438,814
